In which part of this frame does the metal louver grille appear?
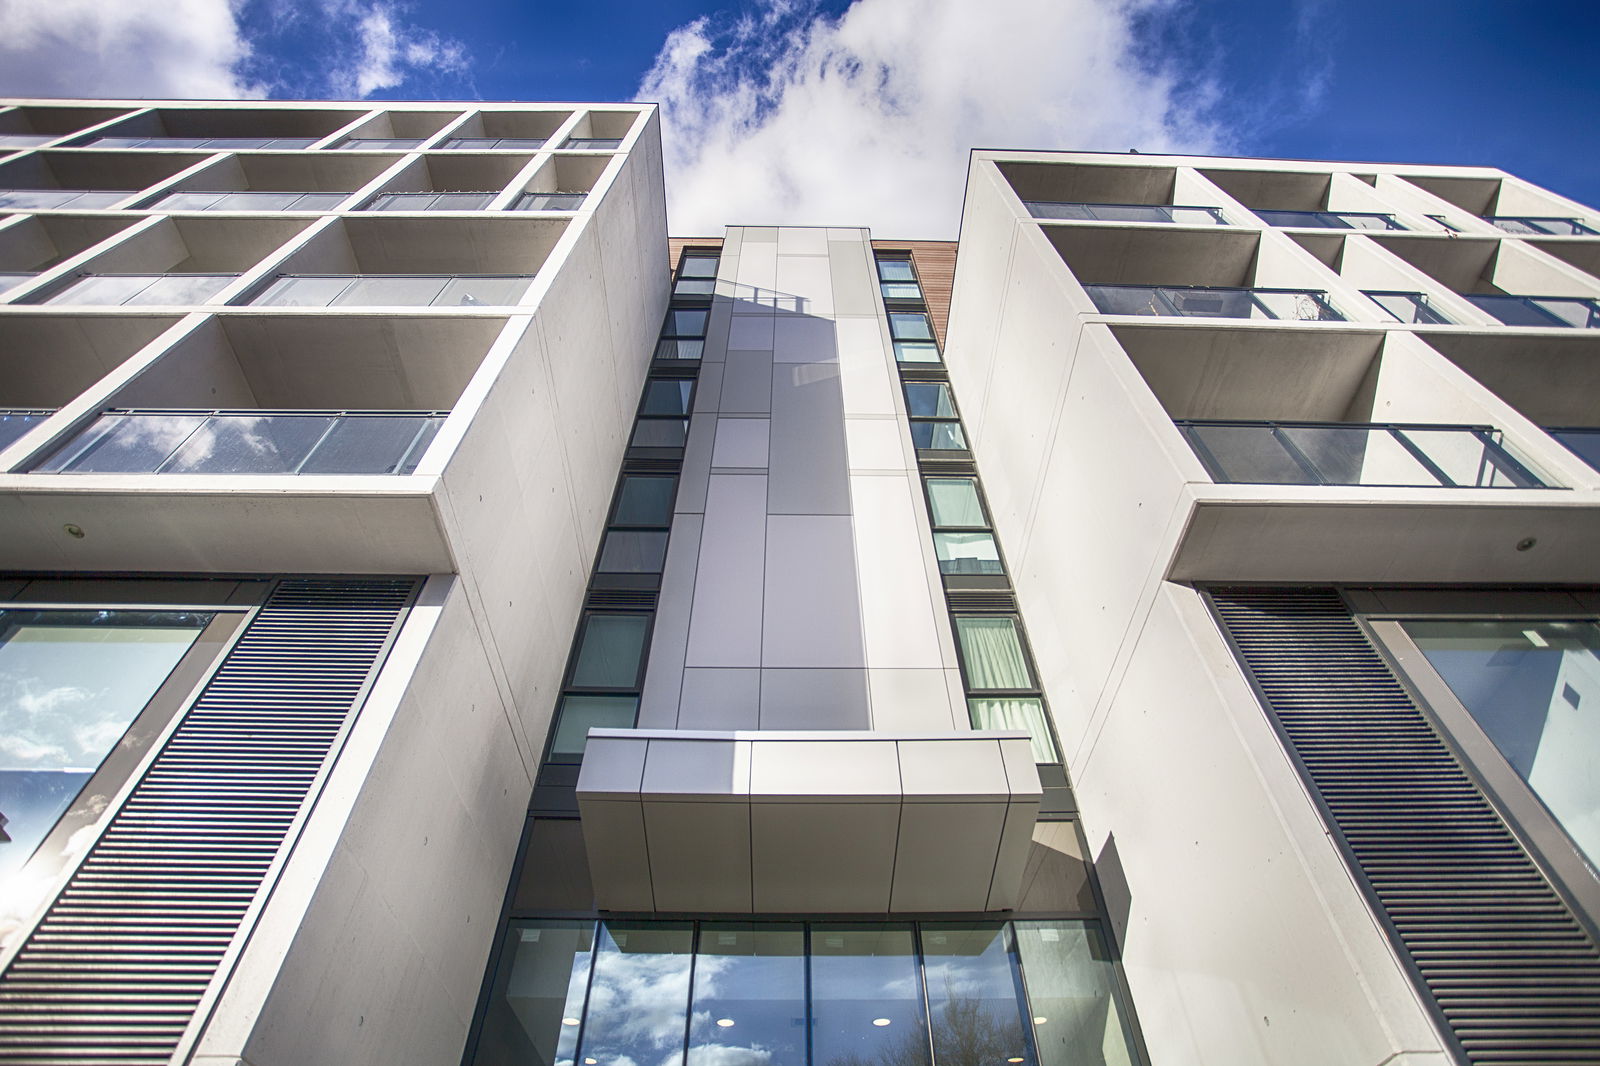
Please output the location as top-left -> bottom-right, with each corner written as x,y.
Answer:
0,577 -> 416,1065
945,589 -> 1018,612
1210,586 -> 1600,1065
621,458 -> 680,474
585,588 -> 659,609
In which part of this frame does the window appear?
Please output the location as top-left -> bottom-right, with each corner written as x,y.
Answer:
889,311 -> 940,363
567,613 -> 651,690
905,383 -> 968,451
0,606 -> 233,882
877,256 -> 922,300
515,192 -> 586,212
561,137 -> 621,150
928,479 -> 1004,576
610,475 -> 677,527
475,919 -> 1139,1066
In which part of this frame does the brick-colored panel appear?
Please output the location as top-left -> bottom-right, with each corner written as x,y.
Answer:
873,240 -> 958,346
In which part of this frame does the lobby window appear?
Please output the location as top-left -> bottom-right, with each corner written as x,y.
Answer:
473,919 -> 1138,1066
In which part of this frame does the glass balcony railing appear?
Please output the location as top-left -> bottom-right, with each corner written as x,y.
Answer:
1178,421 -> 1548,488
0,273 -> 34,296
1024,201 -> 1227,225
250,273 -> 531,307
0,409 -> 52,452
1364,290 -> 1456,325
86,136 -> 319,150
151,190 -> 349,211
514,191 -> 586,211
364,191 -> 498,211
1484,216 -> 1599,236
1548,428 -> 1600,473
1255,210 -> 1405,230
39,273 -> 236,306
441,137 -> 546,150
35,410 -> 447,475
560,137 -> 621,150
0,190 -> 130,210
1464,293 -> 1600,328
1085,284 -> 1345,321
334,137 -> 425,151
0,134 -> 56,148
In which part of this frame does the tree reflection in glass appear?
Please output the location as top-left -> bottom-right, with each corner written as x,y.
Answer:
921,924 -> 1035,1066
811,924 -> 930,1066
687,924 -> 806,1066
578,922 -> 695,1066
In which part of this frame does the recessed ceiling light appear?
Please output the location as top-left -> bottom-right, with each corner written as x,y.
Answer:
586,1059 -> 597,1064
872,1018 -> 892,1027
1008,1058 -> 1026,1063
716,1019 -> 736,1028
1033,1017 -> 1047,1025
562,1019 -> 580,1026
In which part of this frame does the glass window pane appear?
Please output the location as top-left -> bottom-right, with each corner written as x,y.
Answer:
597,531 -> 668,573
519,193 -> 587,212
673,278 -> 716,297
655,339 -> 704,361
298,416 -> 434,475
968,698 -> 1058,762
447,138 -> 500,150
1279,426 -> 1442,487
686,924 -> 806,1066
955,617 -> 1034,690
927,478 -> 986,528
876,259 -> 916,282
124,274 -> 233,305
680,255 -> 719,278
577,922 -> 695,1066
811,924 -> 930,1066
612,476 -> 676,526
1013,922 -> 1137,1066
252,275 -> 353,307
934,531 -> 1004,575
435,276 -> 530,306
911,421 -> 968,450
630,420 -> 689,448
40,414 -> 207,473
1404,620 -> 1600,872
0,610 -> 210,880
1400,429 -> 1541,488
570,614 -> 650,689
921,924 -> 1035,1066
1184,425 -> 1315,485
474,920 -> 595,1066
889,313 -> 933,341
1164,288 -> 1257,318
894,341 -> 941,364
905,383 -> 957,418
549,696 -> 638,757
1084,286 -> 1164,316
1025,202 -> 1093,221
880,281 -> 923,299
0,411 -> 46,452
1553,429 -> 1600,474
641,380 -> 694,416
163,415 -> 334,473
334,276 -> 449,306
667,309 -> 708,336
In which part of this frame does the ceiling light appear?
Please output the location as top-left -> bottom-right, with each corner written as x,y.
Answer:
716,1019 -> 736,1028
1008,1058 -> 1026,1062
562,1019 -> 580,1026
1033,1017 -> 1047,1025
872,1018 -> 891,1027
586,1059 -> 597,1064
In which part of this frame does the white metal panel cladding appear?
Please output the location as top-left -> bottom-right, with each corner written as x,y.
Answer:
1209,586 -> 1600,1066
0,577 -> 418,1065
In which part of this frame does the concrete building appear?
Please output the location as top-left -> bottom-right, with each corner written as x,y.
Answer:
0,99 -> 1596,1066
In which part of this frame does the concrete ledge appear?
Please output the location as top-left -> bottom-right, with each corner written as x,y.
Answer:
576,729 -> 1041,913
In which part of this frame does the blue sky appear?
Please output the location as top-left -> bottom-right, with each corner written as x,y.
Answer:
2,0 -> 1595,236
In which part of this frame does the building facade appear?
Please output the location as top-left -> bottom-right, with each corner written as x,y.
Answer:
0,99 -> 1597,1066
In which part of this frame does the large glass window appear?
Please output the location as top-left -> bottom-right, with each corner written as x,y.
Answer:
475,921 -> 1138,1066
0,609 -> 212,880
1402,620 -> 1600,872
568,614 -> 650,690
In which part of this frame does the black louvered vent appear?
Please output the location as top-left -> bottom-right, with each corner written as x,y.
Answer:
621,458 -> 681,475
1210,586 -> 1600,1065
585,588 -> 659,609
946,589 -> 1018,612
917,457 -> 978,477
0,577 -> 416,1065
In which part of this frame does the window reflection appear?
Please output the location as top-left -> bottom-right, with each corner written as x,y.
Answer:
1013,923 -> 1136,1066
811,924 -> 930,1066
688,924 -> 806,1066
578,923 -> 696,1066
921,925 -> 1035,1066
0,610 -> 211,880
477,920 -> 595,1066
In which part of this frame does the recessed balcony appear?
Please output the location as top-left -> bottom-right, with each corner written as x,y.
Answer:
0,105 -> 134,147
360,153 -> 532,212
73,106 -> 363,150
38,273 -> 235,306
440,109 -> 571,151
1177,420 -> 1548,488
248,274 -> 530,308
0,214 -> 136,299
1364,290 -> 1456,325
331,109 -> 462,150
0,409 -> 50,451
146,151 -> 396,212
1549,427 -> 1600,474
1086,284 -> 1344,321
0,149 -> 211,211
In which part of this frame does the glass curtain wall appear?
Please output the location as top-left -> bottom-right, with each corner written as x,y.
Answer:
476,920 -> 1136,1066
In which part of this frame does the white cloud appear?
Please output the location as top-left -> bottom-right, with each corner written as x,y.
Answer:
0,0 -> 261,98
326,1 -> 468,98
638,0 -> 1228,237
0,0 -> 467,101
